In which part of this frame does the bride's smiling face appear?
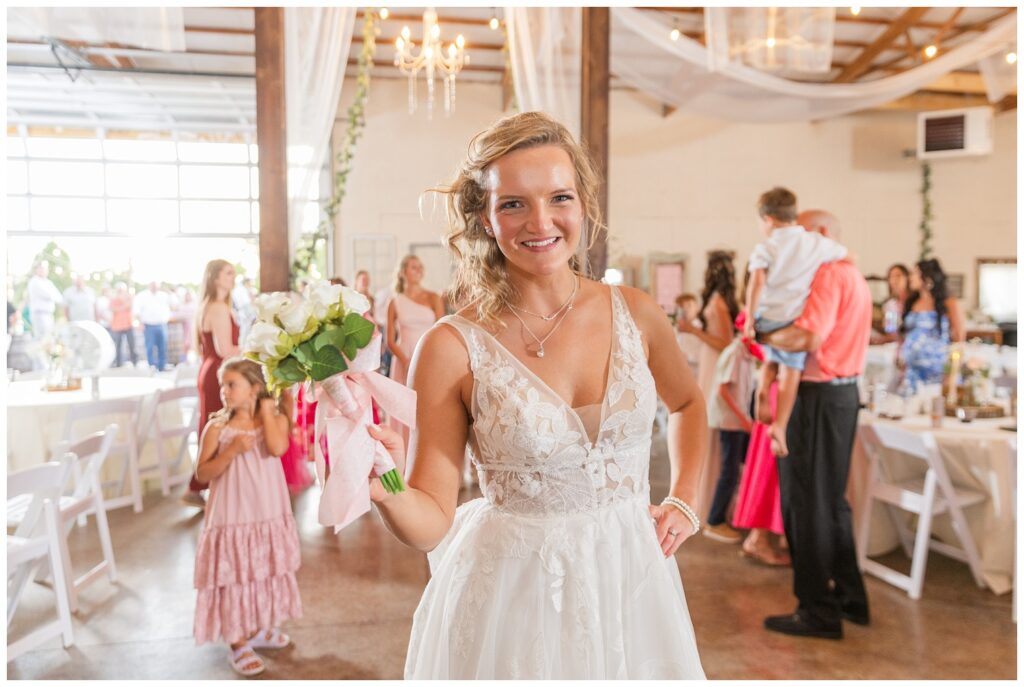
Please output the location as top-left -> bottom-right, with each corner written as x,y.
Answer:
480,145 -> 584,278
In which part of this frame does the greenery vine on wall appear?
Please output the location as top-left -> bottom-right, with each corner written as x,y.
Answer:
918,161 -> 933,262
291,9 -> 380,287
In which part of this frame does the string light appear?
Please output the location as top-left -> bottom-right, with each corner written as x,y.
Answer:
850,7 -> 861,16
924,44 -> 938,59
766,37 -> 777,48
670,27 -> 680,41
1007,52 -> 1018,65
489,15 -> 499,30
379,7 -> 388,20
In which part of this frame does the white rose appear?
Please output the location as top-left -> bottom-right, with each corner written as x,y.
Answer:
253,292 -> 290,323
245,321 -> 290,361
340,286 -> 371,316
304,281 -> 344,320
277,297 -> 313,335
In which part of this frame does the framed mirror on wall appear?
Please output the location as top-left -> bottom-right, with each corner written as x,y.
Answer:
977,258 -> 1016,323
647,253 -> 688,315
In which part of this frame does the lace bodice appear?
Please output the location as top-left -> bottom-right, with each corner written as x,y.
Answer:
439,286 -> 658,517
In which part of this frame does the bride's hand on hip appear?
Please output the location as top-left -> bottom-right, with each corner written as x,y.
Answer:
648,503 -> 695,558
367,424 -> 406,503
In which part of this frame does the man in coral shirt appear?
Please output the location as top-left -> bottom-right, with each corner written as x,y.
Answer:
761,209 -> 872,640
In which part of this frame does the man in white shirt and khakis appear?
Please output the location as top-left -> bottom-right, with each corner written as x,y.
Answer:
26,262 -> 63,340
134,282 -> 172,371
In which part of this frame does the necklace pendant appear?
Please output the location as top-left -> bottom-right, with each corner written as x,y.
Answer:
537,347 -> 545,358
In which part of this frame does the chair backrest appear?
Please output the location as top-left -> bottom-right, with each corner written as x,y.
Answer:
7,462 -> 71,539
100,366 -> 154,378
53,425 -> 118,501
173,364 -> 200,387
155,385 -> 199,406
60,397 -> 143,460
861,423 -> 940,465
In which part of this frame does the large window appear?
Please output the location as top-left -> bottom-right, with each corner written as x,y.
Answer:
6,127 -> 322,284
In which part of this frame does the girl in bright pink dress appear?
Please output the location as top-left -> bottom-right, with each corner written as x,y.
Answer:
279,385 -> 316,494
193,357 -> 302,677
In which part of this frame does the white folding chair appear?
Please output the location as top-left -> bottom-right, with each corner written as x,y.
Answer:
138,386 -> 199,496
11,427 -> 120,613
857,423 -> 987,600
100,365 -> 154,378
7,462 -> 75,661
60,397 -> 145,513
173,362 -> 200,387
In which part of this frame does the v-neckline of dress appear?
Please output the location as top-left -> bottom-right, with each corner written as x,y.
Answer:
452,286 -> 618,444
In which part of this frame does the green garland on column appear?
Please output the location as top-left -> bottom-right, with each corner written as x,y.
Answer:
291,9 -> 380,287
918,161 -> 934,261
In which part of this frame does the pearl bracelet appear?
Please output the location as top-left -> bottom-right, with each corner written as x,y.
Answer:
661,496 -> 701,534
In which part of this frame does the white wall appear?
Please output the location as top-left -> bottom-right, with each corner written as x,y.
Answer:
333,78 -> 1016,307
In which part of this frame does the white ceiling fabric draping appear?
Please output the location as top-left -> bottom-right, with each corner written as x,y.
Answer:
504,6 -> 582,138
504,7 -> 1016,126
6,7 -> 186,52
284,7 -> 356,251
611,8 -> 1017,123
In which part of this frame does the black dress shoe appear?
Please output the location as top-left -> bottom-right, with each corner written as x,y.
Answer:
841,608 -> 870,626
764,612 -> 843,640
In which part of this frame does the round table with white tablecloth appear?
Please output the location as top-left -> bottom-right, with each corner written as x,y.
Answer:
849,413 -> 1017,595
7,376 -> 190,499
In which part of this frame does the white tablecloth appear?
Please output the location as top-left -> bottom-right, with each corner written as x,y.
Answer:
7,377 -> 189,496
849,413 -> 1017,594
863,342 -> 1018,393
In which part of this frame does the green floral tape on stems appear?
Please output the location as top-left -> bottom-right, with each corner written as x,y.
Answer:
379,468 -> 406,494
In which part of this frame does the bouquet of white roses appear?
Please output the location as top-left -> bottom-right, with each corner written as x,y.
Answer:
244,281 -> 408,498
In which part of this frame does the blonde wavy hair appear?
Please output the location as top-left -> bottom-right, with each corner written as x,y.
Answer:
432,111 -> 605,330
391,254 -> 419,295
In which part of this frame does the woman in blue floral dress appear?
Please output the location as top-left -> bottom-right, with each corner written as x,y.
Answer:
899,259 -> 965,391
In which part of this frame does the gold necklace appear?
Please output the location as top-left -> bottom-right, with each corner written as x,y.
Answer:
508,275 -> 579,321
507,276 -> 579,358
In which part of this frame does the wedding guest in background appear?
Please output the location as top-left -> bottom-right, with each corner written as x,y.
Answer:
183,260 -> 239,509
110,282 -> 139,367
134,281 -> 173,371
231,276 -> 257,346
175,289 -> 198,362
761,208 -> 871,640
703,311 -> 757,544
899,258 -> 966,392
677,251 -> 739,521
674,293 -> 701,374
96,284 -> 114,337
354,270 -> 376,323
63,274 -> 96,322
26,262 -> 63,340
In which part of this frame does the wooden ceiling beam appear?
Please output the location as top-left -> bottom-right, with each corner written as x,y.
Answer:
994,95 -> 1017,113
353,35 -> 505,51
184,25 -> 254,36
834,7 -> 930,83
357,11 -> 494,27
875,91 -> 989,111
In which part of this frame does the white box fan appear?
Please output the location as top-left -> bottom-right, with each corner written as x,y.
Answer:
917,106 -> 993,159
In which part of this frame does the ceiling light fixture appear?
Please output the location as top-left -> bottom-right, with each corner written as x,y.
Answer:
1007,51 -> 1018,65
850,7 -> 861,16
924,44 -> 938,59
379,7 -> 389,20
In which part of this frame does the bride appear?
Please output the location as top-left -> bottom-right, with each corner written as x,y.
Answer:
367,111 -> 708,679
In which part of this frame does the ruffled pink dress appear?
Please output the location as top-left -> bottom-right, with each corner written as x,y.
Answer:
193,425 -> 303,645
731,383 -> 784,535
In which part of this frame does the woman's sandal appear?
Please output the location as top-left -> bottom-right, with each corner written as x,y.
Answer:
740,544 -> 791,567
229,644 -> 265,677
249,627 -> 291,650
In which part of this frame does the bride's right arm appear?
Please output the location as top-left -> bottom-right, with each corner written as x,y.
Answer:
371,324 -> 471,552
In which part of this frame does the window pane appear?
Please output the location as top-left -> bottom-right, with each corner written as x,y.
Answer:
249,144 -> 258,164
177,141 -> 248,163
8,136 -> 25,157
179,165 -> 249,199
29,161 -> 104,196
300,201 -> 320,234
30,197 -> 105,231
104,138 -> 177,162
7,196 -> 29,230
25,137 -> 102,159
106,163 -> 178,198
7,160 -> 28,194
107,199 -> 179,235
250,167 -> 259,199
251,201 -> 259,233
180,200 -> 251,234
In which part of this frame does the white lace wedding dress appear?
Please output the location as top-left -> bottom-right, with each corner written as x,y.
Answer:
405,287 -> 704,679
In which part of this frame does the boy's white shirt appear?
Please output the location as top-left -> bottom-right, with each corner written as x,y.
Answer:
748,225 -> 847,323
707,337 -> 756,431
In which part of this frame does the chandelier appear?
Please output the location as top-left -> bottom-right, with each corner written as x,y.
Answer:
393,8 -> 469,118
705,7 -> 836,74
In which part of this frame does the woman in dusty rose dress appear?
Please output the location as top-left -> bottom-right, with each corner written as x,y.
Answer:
193,358 -> 301,677
386,255 -> 444,458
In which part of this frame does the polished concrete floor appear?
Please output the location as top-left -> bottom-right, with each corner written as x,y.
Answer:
8,434 -> 1017,680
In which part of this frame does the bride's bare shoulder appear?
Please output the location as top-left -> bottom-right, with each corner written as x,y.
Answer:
417,316 -> 473,373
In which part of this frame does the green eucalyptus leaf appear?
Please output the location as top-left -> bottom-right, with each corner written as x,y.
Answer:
307,345 -> 348,381
342,313 -> 374,348
273,356 -> 307,384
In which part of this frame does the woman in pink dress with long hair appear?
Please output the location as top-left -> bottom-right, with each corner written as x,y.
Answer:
386,255 -> 444,455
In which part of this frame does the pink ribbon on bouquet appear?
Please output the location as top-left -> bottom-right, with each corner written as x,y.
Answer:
312,333 -> 416,532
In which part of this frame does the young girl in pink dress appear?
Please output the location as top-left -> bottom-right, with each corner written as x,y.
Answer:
193,357 -> 303,677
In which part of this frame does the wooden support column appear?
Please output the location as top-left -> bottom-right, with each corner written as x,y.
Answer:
580,7 -> 610,281
254,7 -> 290,293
